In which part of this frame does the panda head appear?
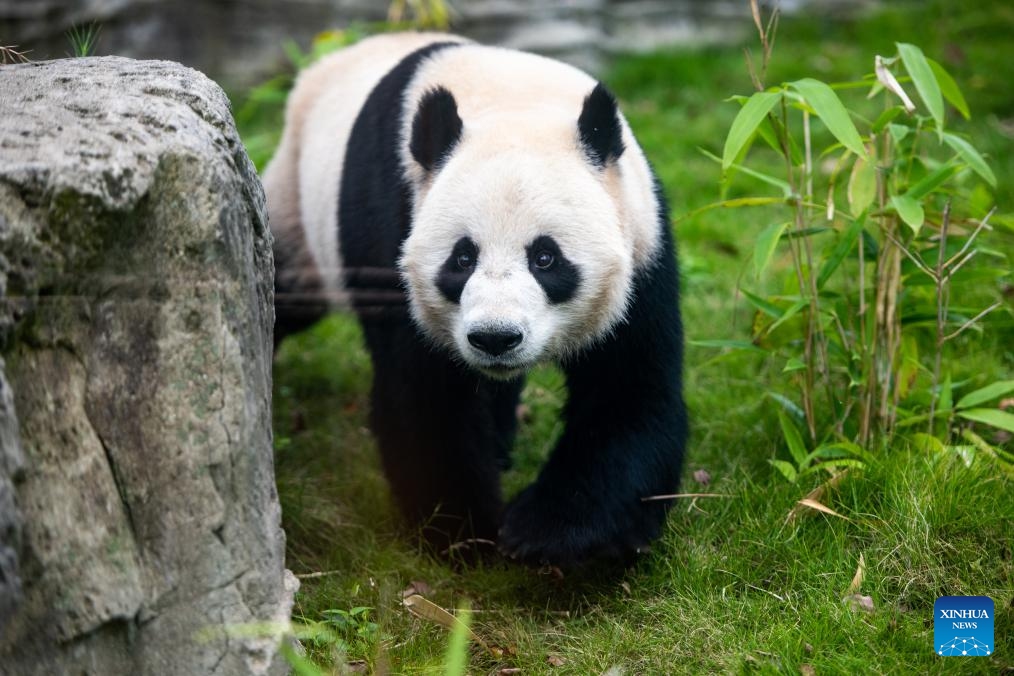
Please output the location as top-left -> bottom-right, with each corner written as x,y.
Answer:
399,83 -> 638,380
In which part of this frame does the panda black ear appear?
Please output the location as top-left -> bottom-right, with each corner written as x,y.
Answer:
578,83 -> 625,168
410,86 -> 463,173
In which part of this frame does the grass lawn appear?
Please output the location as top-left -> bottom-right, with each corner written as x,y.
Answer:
251,2 -> 1014,673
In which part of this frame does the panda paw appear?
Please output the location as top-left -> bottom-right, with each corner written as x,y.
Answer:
498,482 -> 662,568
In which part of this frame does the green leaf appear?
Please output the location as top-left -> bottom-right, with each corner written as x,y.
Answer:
785,226 -> 835,240
939,374 -> 953,415
777,409 -> 809,466
765,299 -> 808,335
783,357 -> 806,373
702,148 -> 793,196
897,42 -> 945,133
905,162 -> 960,200
767,392 -> 806,422
443,605 -> 472,676
762,115 -> 805,165
888,123 -> 910,144
808,458 -> 867,475
910,432 -> 946,454
927,57 -> 970,120
678,194 -> 787,223
755,117 -> 784,156
723,91 -> 782,170
768,459 -> 798,483
891,194 -> 925,234
740,288 -> 784,318
957,408 -> 1014,434
789,78 -> 868,158
943,133 -> 997,187
753,221 -> 791,278
689,339 -> 768,355
848,157 -> 877,216
817,212 -> 865,289
957,380 -> 1014,410
872,106 -> 905,133
949,445 -> 976,467
281,643 -> 327,676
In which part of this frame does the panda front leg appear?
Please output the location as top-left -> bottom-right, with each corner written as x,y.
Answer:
362,318 -> 520,553
498,246 -> 687,567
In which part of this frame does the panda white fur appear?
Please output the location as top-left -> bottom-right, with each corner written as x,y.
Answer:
265,32 -> 687,566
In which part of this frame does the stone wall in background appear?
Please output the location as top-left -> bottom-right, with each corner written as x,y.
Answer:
0,0 -> 872,91
0,57 -> 294,675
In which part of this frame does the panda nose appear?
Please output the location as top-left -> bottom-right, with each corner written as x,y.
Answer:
467,328 -> 523,356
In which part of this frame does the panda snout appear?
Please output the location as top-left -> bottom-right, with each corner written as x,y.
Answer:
467,327 -> 524,357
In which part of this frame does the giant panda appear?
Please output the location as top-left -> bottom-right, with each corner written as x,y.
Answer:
264,32 -> 687,566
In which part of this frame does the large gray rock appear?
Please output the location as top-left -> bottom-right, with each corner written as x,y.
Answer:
0,358 -> 25,637
0,57 -> 294,675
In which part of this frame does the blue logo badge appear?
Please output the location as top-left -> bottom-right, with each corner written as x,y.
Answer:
934,596 -> 993,656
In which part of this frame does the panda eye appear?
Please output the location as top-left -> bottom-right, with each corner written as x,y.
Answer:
456,252 -> 474,270
534,251 -> 555,270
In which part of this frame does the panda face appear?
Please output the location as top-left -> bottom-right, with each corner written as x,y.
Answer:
400,145 -> 634,379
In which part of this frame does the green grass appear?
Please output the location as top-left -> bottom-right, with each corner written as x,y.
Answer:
258,2 -> 1014,672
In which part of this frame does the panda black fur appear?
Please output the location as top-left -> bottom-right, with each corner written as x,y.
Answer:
265,33 -> 688,566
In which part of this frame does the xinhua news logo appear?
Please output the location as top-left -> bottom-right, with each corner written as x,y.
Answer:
934,596 -> 993,657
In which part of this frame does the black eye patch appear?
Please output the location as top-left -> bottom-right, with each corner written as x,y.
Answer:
526,235 -> 580,304
435,236 -> 478,303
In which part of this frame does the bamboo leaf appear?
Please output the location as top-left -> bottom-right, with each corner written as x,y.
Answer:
789,78 -> 868,158
956,380 -> 1014,410
740,288 -> 783,318
689,339 -> 768,355
927,57 -> 970,120
765,299 -> 808,335
891,194 -> 925,234
702,148 -> 793,195
723,91 -> 782,170
755,117 -> 784,156
872,106 -> 905,133
848,157 -> 877,216
817,212 -> 865,289
905,162 -> 960,200
888,123 -> 910,144
957,408 -> 1014,434
678,194 -> 787,223
778,409 -> 809,466
754,221 -> 791,278
897,42 -> 945,133
943,133 -> 997,187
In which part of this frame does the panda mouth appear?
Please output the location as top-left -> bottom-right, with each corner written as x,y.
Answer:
475,359 -> 530,380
